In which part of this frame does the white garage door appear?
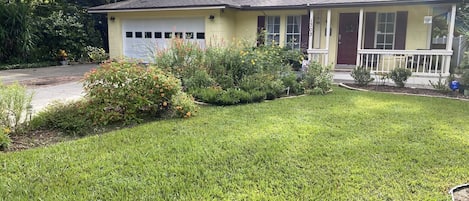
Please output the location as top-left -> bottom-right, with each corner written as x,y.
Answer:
122,18 -> 205,61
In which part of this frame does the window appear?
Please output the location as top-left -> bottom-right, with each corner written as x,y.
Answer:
135,32 -> 143,38
186,32 -> 194,39
125,32 -> 133,38
286,16 -> 301,50
155,32 -> 162,39
144,32 -> 152,38
375,13 -> 395,50
175,32 -> 183,39
196,32 -> 205,39
265,16 -> 280,45
164,32 -> 172,39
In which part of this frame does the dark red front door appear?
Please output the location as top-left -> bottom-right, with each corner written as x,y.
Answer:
337,13 -> 359,65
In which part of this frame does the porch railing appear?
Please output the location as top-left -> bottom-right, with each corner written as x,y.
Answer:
357,49 -> 453,76
307,49 -> 328,66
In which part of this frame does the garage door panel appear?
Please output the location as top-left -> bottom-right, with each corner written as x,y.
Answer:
122,18 -> 205,62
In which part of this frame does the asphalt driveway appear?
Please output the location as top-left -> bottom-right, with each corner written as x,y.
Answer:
0,64 -> 97,114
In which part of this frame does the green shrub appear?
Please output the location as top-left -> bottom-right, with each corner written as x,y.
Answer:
460,70 -> 469,87
302,62 -> 333,95
0,82 -> 33,132
0,127 -> 11,151
30,101 -> 92,136
428,73 -> 450,92
281,71 -> 304,95
239,73 -> 285,99
215,74 -> 235,89
192,87 -> 223,103
389,68 -> 412,88
351,66 -> 375,86
154,38 -> 205,79
170,92 -> 198,118
83,60 -> 194,125
184,70 -> 215,92
83,46 -> 108,63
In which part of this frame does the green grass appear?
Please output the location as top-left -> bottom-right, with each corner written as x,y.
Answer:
1,87 -> 468,200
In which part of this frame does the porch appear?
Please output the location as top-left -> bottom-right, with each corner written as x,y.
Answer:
306,4 -> 457,77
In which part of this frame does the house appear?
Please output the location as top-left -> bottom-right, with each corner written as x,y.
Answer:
88,0 -> 459,76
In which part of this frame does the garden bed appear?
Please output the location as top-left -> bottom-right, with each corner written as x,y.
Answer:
340,83 -> 469,100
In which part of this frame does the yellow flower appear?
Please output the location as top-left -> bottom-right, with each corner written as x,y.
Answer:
3,127 -> 11,135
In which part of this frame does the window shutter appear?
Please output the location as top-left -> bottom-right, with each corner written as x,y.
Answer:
300,14 -> 310,52
257,16 -> 265,46
364,12 -> 376,49
395,11 -> 408,50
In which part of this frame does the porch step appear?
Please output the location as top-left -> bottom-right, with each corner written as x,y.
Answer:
334,68 -> 354,72
334,64 -> 355,72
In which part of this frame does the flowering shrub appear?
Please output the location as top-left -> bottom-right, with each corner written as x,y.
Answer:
83,46 -> 108,63
57,49 -> 68,61
83,60 -> 195,125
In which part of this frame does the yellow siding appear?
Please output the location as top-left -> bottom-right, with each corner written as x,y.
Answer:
107,4 -> 440,67
108,9 -> 228,58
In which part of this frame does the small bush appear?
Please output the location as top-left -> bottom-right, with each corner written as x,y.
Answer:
460,70 -> 469,87
351,66 -> 375,86
184,70 -> 215,92
0,127 -> 11,151
281,71 -> 304,95
302,62 -> 333,95
239,73 -> 285,99
192,87 -> 223,103
390,68 -> 412,88
170,92 -> 198,118
83,60 -> 194,125
30,101 -> 92,136
0,82 -> 33,133
83,46 -> 108,63
428,73 -> 449,92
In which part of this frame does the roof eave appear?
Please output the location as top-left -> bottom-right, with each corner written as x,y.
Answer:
88,5 -> 230,13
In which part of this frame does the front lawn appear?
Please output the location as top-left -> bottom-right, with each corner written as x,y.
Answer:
1,87 -> 468,200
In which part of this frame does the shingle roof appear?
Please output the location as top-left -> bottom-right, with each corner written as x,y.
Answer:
88,0 -> 459,12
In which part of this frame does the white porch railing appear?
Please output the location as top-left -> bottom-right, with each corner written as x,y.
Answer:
357,49 -> 453,76
307,49 -> 328,66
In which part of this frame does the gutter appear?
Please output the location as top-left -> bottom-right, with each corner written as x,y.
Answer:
89,5 -> 229,13
88,0 -> 459,14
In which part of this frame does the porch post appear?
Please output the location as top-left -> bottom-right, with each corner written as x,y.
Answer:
356,8 -> 364,67
308,9 -> 314,61
325,9 -> 331,65
444,4 -> 457,75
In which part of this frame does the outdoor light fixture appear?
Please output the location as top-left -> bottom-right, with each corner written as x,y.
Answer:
110,16 -> 116,21
208,15 -> 215,20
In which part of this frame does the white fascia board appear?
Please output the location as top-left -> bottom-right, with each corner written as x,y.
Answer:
88,6 -> 227,13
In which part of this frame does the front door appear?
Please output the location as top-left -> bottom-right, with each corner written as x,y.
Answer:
337,13 -> 359,64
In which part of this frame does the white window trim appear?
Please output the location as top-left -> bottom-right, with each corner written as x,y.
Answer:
265,16 -> 281,46
374,12 -> 397,50
285,15 -> 302,50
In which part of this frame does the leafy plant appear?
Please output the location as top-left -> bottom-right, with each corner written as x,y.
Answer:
0,126 -> 11,151
389,68 -> 412,88
302,62 -> 333,95
0,82 -> 33,133
183,70 -> 215,92
83,60 -> 195,125
170,92 -> 198,118
83,46 -> 108,63
30,100 -> 93,136
351,66 -> 375,86
428,73 -> 449,92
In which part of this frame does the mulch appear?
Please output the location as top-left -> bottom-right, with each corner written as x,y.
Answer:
340,83 -> 469,100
